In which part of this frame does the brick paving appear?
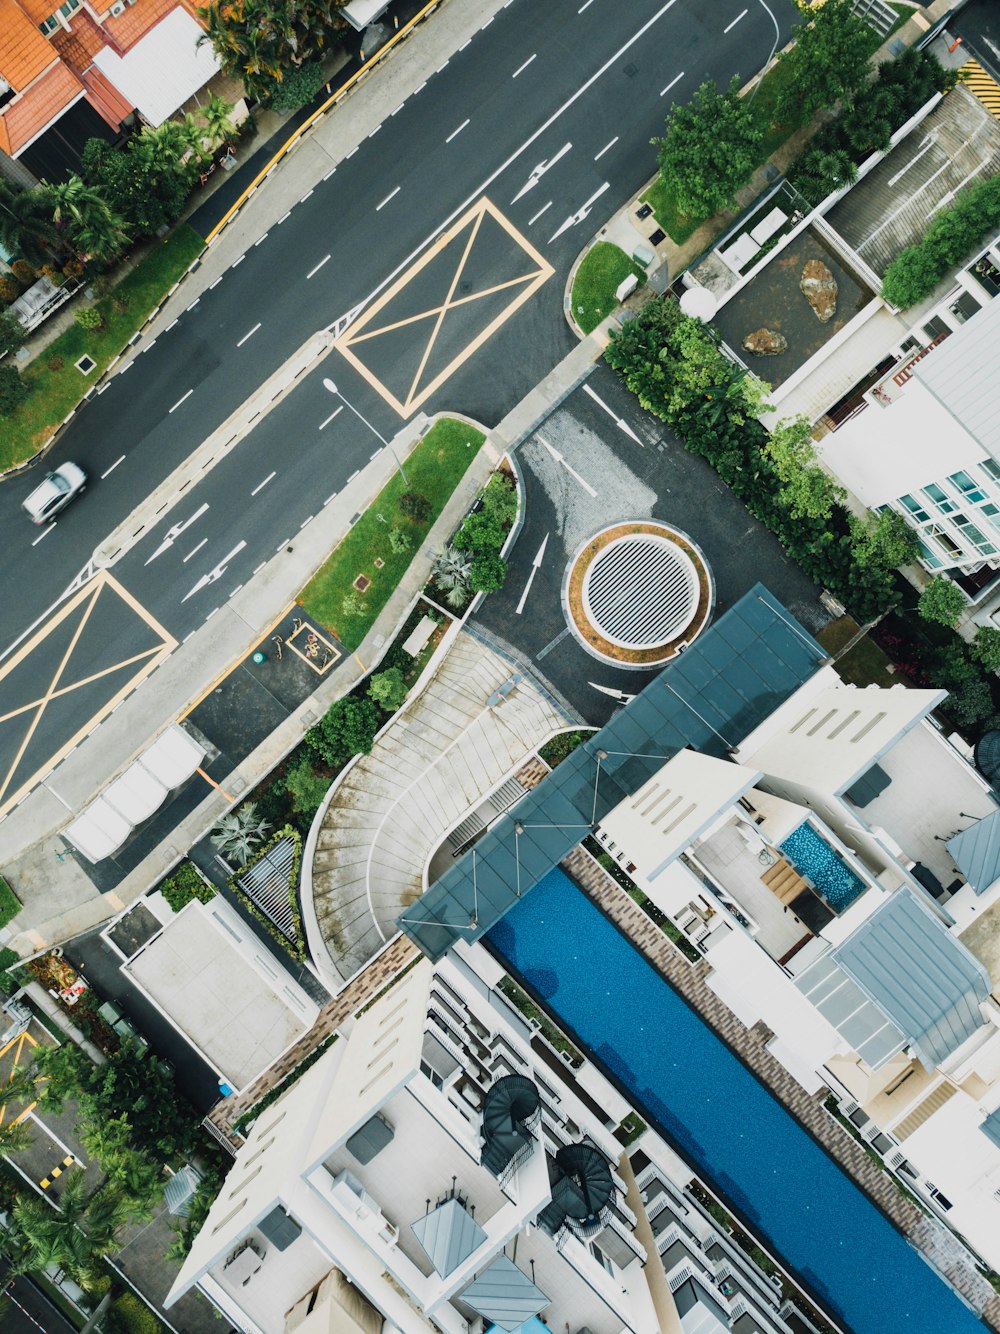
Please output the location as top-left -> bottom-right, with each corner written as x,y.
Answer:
207,934 -> 418,1140
562,844 -> 1000,1329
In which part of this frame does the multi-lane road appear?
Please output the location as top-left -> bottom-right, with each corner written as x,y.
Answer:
0,0 -> 800,816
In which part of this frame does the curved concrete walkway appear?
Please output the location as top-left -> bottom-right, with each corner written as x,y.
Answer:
310,630 -> 564,982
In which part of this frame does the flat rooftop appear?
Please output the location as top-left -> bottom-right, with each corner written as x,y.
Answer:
825,86 -> 1000,279
124,900 -> 313,1089
712,226 -> 874,390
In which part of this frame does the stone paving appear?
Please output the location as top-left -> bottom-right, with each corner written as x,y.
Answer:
562,844 -> 1000,1329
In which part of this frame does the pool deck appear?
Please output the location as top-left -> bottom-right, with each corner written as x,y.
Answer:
562,844 -> 1000,1329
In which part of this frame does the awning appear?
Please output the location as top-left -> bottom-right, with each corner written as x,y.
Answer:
948,810 -> 1000,895
460,1256 -> 549,1332
141,724 -> 205,788
410,1197 -> 486,1277
64,796 -> 131,862
93,8 -> 219,126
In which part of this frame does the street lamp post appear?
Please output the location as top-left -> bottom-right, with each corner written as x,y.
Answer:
322,378 -> 410,487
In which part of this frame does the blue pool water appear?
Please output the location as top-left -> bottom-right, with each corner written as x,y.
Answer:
488,868 -> 984,1334
780,821 -> 867,911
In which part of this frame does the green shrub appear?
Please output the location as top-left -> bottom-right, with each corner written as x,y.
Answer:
480,472 -> 518,526
306,697 -> 380,767
0,308 -> 26,359
0,365 -> 28,416
0,946 -> 21,997
400,490 -> 431,521
972,627 -> 1000,675
882,172 -> 1000,308
368,666 -> 408,712
468,551 -> 507,592
787,146 -> 858,207
538,729 -> 594,767
341,591 -> 366,618
388,526 -> 411,554
104,1291 -> 166,1334
454,511 -> 505,555
159,862 -> 215,912
0,274 -> 20,303
283,757 -> 330,823
268,62 -> 328,112
10,258 -> 35,287
75,305 -> 104,331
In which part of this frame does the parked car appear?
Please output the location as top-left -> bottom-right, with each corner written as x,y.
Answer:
22,461 -> 86,525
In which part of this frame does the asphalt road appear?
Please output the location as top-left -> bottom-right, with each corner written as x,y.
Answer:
472,363 -> 830,724
0,1271 -> 78,1334
0,0 -> 801,808
953,0 -> 1000,78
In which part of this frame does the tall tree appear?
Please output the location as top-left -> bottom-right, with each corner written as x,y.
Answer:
0,182 -> 59,267
653,77 -> 762,222
777,0 -> 878,122
198,0 -> 344,100
49,177 -> 129,262
763,416 -> 844,521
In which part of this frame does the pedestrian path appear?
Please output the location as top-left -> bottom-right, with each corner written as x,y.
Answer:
310,630 -> 564,982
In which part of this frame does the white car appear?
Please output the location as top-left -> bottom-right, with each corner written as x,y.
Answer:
22,461 -> 87,525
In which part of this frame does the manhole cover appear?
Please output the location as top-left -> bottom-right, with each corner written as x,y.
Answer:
563,521 -> 714,670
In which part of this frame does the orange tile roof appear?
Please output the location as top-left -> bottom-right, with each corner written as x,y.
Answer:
1,60 -> 84,153
17,0 -> 54,24
0,0 -> 59,92
103,0 -> 206,51
80,64 -> 133,128
51,12 -> 107,72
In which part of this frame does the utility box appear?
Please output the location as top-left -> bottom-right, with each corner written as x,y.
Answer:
615,274 -> 639,302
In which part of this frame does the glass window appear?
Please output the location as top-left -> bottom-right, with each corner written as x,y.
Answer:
57,0 -> 79,14
949,471 -> 986,503
953,515 -> 996,553
982,459 -> 1000,484
923,483 -> 956,513
916,541 -> 943,570
39,14 -> 59,31
900,494 -> 931,522
928,526 -> 962,560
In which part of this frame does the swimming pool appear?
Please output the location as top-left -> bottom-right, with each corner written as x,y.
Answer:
780,821 -> 867,911
488,868 -> 984,1334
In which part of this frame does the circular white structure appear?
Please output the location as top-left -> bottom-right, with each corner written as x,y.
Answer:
583,532 -> 700,649
679,284 -> 718,322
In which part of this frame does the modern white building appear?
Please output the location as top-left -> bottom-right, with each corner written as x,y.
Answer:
592,663 -> 1000,1272
167,951 -> 821,1334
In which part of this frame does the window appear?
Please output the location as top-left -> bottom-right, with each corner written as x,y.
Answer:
39,14 -> 59,32
981,459 -> 1000,484
949,471 -> 986,504
953,514 -> 996,554
916,541 -> 943,571
58,0 -> 80,14
922,483 -> 956,514
927,526 -> 962,561
900,494 -> 930,523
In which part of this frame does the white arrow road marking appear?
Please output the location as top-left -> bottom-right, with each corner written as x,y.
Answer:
144,503 -> 210,566
181,540 -> 246,602
539,436 -> 598,497
515,533 -> 549,615
582,382 -> 643,444
511,142 -> 572,203
548,182 -> 610,243
590,682 -> 636,703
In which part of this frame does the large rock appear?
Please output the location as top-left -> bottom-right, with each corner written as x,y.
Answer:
742,327 -> 788,356
800,259 -> 838,322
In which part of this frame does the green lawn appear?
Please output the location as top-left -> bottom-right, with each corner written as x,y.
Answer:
571,242 -> 647,334
0,877 -> 21,929
640,176 -> 701,246
0,224 -> 205,471
301,418 -> 486,650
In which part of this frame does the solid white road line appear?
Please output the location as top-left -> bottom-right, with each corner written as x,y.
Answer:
251,471 -> 276,496
594,136 -> 618,161
183,538 -> 208,563
320,405 -> 344,430
101,455 -> 126,479
529,201 -> 552,226
307,255 -> 331,279
512,54 -> 536,78
169,389 -> 193,413
237,322 -> 261,347
579,0 -> 596,10
32,525 -> 55,546
376,186 -> 401,211
446,119 -> 470,143
660,71 -> 684,96
724,8 -> 748,32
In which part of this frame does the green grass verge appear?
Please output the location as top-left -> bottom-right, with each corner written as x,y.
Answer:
817,617 -> 897,689
301,418 -> 486,650
640,176 -> 701,246
0,876 -> 21,929
0,224 -> 205,471
571,242 -> 647,334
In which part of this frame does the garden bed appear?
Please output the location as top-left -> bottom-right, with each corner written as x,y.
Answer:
301,418 -> 486,648
571,242 -> 647,334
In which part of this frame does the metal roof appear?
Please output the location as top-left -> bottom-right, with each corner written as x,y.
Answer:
399,586 -> 826,961
460,1256 -> 549,1331
981,1106 -> 1000,1152
948,810 -> 1000,895
834,888 -> 990,1070
795,950 -> 906,1069
825,87 -> 1000,277
410,1198 -> 487,1277
916,295 -> 1000,460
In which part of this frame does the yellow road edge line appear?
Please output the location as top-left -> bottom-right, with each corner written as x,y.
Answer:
179,602 -> 296,718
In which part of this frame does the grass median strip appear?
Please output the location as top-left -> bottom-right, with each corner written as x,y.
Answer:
301,418 -> 486,651
571,242 -> 647,334
0,224 -> 205,472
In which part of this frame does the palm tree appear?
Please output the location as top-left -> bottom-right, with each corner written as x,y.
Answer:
211,802 -> 271,866
0,182 -> 60,267
200,93 -> 238,150
432,548 -> 472,609
49,177 -> 129,263
8,1170 -> 124,1291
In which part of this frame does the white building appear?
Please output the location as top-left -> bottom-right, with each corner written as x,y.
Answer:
167,952 -> 818,1334
593,665 -> 1000,1272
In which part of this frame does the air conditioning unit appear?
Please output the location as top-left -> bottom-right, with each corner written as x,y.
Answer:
109,1 -> 125,14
